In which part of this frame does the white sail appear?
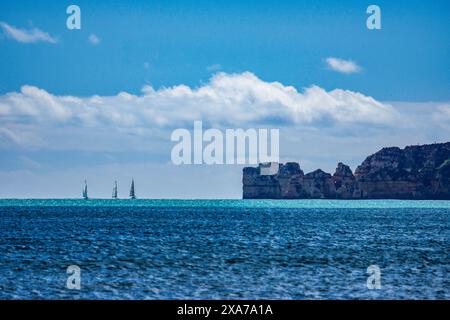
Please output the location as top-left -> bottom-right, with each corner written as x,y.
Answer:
112,180 -> 118,199
83,180 -> 88,199
129,179 -> 136,199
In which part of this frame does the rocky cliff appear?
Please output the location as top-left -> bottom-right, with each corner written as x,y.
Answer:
242,142 -> 450,199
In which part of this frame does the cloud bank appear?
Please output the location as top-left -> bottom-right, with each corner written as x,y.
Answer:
0,22 -> 57,44
0,72 -> 395,136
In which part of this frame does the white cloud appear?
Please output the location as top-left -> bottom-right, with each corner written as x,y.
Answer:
17,156 -> 42,169
436,104 -> 450,118
431,104 -> 450,128
0,72 -> 396,133
0,127 -> 45,148
0,21 -> 57,44
207,64 -> 222,72
326,57 -> 361,74
0,85 -> 71,122
88,34 -> 100,45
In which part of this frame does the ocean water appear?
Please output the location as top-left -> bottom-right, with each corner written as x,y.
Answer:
0,199 -> 449,300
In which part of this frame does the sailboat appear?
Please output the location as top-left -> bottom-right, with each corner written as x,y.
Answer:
129,179 -> 136,199
83,180 -> 88,199
112,180 -> 118,199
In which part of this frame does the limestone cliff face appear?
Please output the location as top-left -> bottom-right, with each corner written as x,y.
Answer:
353,142 -> 450,199
333,163 -> 356,199
303,169 -> 335,199
242,142 -> 450,199
242,162 -> 304,199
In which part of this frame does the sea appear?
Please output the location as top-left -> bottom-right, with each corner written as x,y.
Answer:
0,199 -> 449,299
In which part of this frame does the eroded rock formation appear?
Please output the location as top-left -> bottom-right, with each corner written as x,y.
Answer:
242,142 -> 450,199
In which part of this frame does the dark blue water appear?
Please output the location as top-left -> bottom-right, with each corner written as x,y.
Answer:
0,199 -> 449,299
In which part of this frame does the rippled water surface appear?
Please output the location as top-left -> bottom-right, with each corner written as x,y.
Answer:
0,199 -> 449,299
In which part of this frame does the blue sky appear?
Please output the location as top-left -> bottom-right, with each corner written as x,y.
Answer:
0,0 -> 449,198
1,0 -> 449,100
